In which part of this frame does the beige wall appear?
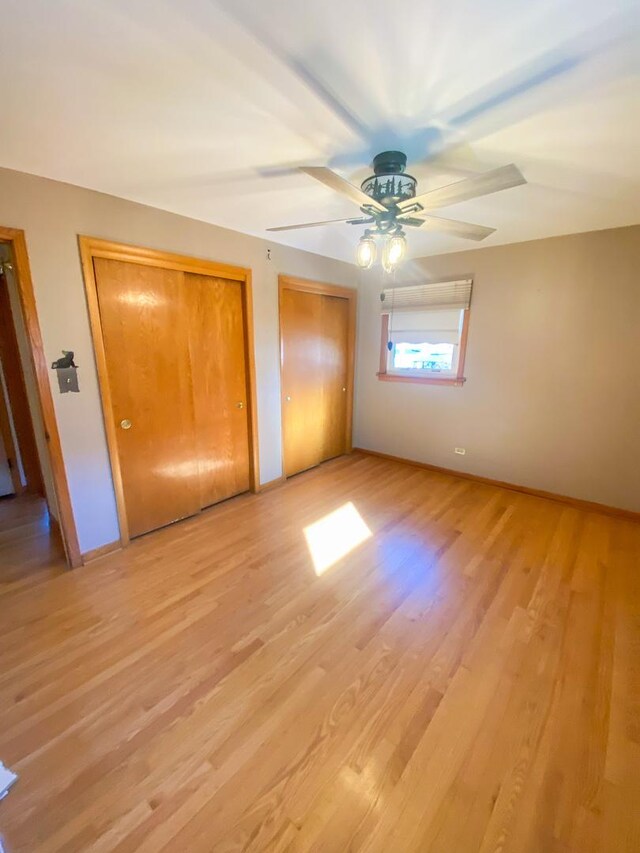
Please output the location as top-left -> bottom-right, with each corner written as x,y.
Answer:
354,225 -> 640,512
0,167 -> 357,553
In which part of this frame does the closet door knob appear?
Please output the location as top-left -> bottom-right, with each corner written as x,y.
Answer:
236,401 -> 244,409
120,418 -> 132,430
342,387 -> 346,392
285,395 -> 291,402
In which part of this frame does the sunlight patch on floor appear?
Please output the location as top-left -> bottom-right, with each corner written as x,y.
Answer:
303,502 -> 372,576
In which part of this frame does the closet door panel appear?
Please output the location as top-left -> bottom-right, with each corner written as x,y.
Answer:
185,273 -> 250,507
320,294 -> 350,461
280,288 -> 325,477
94,258 -> 200,537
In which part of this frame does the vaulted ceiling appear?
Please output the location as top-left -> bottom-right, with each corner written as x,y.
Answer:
1,0 -> 639,262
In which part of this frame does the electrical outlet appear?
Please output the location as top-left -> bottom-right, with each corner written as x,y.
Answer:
454,447 -> 466,455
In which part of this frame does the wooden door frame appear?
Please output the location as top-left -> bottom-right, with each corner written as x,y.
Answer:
0,267 -> 46,496
0,226 -> 82,567
79,236 -> 260,547
278,274 -> 357,479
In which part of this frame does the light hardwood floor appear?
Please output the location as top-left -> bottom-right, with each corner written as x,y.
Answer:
1,453 -> 639,852
0,494 -> 64,592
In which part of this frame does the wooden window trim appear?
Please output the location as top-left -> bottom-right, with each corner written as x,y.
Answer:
377,308 -> 470,387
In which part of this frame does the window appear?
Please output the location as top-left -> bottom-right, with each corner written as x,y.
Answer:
378,279 -> 472,386
393,341 -> 455,371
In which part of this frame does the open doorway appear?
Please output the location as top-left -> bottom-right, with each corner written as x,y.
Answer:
0,228 -> 80,573
0,242 -> 60,577
0,246 -> 45,498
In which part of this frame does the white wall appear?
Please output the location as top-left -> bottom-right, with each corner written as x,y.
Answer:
0,167 -> 358,553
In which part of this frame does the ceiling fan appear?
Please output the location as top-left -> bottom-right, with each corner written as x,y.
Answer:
267,151 -> 526,270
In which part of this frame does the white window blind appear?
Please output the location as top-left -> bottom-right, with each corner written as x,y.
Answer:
380,278 -> 472,313
388,309 -> 462,345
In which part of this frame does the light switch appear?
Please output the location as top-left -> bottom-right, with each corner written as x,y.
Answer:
56,366 -> 79,394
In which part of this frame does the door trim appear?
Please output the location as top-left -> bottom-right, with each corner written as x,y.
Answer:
79,236 -> 260,547
278,275 -> 357,478
0,267 -> 46,496
0,226 -> 82,567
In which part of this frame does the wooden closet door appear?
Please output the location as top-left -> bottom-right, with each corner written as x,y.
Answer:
281,289 -> 325,477
185,273 -> 250,507
281,288 -> 350,477
94,258 -> 200,538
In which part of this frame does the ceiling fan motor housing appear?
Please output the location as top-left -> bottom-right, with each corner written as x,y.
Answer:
361,150 -> 417,206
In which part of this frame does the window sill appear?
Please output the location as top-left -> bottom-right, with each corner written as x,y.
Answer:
377,372 -> 466,387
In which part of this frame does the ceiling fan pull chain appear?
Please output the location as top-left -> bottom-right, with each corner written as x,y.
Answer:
387,268 -> 396,352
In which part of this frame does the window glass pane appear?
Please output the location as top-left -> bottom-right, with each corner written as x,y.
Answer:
393,342 -> 455,371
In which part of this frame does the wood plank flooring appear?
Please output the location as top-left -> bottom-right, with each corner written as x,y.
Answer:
0,453 -> 638,852
0,494 -> 64,593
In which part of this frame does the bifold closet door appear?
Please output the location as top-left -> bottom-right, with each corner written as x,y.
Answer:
94,258 -> 201,537
94,259 -> 252,539
185,273 -> 250,507
320,295 -> 350,462
281,287 -> 350,477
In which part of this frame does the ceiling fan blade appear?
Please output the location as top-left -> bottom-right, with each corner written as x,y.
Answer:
400,214 -> 496,241
267,216 -> 365,232
399,164 -> 526,212
300,167 -> 387,213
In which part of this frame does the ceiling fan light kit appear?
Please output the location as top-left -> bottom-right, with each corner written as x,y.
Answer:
356,232 -> 377,269
380,231 -> 407,273
267,150 -> 527,271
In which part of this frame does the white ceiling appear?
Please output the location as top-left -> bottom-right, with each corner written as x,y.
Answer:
1,0 -> 639,262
